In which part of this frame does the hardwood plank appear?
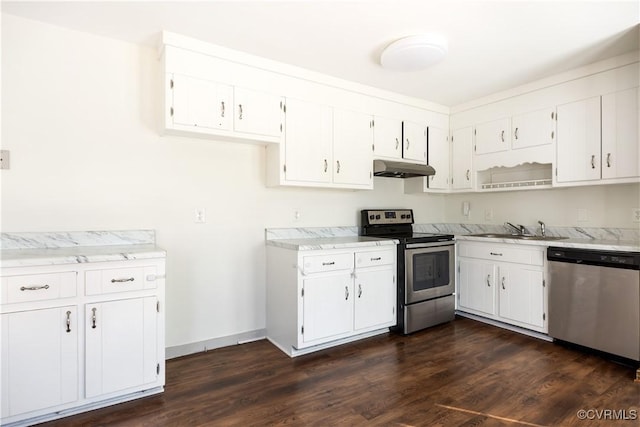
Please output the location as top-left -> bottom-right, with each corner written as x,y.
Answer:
39,317 -> 639,426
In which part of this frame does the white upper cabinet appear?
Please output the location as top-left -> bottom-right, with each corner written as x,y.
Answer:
474,118 -> 510,155
233,86 -> 284,139
556,96 -> 602,183
333,108 -> 374,187
372,116 -> 402,159
427,126 -> 450,190
402,121 -> 427,163
451,126 -> 474,190
511,108 -> 556,150
171,74 -> 231,131
601,87 -> 639,180
282,98 -> 333,184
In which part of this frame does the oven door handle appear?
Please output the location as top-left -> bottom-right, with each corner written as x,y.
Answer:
405,241 -> 454,249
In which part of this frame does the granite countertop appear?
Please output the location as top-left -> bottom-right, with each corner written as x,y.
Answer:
1,230 -> 166,268
455,234 -> 640,252
266,236 -> 398,251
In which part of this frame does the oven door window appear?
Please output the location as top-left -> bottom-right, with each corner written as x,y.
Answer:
412,251 -> 450,291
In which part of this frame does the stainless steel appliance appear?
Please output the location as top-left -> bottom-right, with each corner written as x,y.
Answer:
361,209 -> 455,334
547,247 -> 640,361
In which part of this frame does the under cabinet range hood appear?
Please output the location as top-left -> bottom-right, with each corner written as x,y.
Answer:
373,160 -> 436,178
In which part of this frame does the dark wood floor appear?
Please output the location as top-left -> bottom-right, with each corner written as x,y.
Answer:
40,317 -> 639,426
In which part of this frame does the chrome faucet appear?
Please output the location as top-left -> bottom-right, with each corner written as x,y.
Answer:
505,222 -> 526,235
538,220 -> 546,237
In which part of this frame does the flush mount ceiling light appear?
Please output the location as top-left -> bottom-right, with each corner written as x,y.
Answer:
380,34 -> 448,71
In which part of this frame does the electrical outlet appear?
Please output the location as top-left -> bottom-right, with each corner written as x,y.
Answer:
0,150 -> 10,170
293,208 -> 301,222
484,209 -> 493,221
633,208 -> 640,223
194,208 -> 206,223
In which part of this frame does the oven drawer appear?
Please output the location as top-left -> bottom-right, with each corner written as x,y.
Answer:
3,271 -> 77,304
458,242 -> 544,266
355,249 -> 395,268
302,253 -> 353,274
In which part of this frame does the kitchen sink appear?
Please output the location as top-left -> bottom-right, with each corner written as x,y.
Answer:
468,233 -> 568,241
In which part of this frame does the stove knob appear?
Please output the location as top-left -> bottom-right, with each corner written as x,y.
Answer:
400,214 -> 406,219
406,214 -> 411,219
375,215 -> 381,219
369,215 -> 374,220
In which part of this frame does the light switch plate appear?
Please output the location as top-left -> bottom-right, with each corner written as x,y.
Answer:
0,150 -> 10,169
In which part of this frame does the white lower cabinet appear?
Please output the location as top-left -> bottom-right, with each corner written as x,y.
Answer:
1,258 -> 165,426
456,241 -> 547,333
267,245 -> 397,357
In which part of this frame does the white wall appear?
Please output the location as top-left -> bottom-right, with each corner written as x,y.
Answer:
0,15 -> 444,348
2,15 -> 638,351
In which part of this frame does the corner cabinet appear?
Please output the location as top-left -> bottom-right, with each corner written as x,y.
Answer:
266,244 -> 396,357
1,258 -> 165,426
456,241 -> 547,333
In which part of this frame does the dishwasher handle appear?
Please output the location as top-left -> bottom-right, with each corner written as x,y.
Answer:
547,247 -> 640,271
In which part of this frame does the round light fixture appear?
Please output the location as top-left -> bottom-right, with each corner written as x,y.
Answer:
380,34 -> 448,71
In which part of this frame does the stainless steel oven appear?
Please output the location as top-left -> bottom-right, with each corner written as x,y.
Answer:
361,209 -> 456,334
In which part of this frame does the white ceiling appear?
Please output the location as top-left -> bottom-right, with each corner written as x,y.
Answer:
3,1 -> 639,107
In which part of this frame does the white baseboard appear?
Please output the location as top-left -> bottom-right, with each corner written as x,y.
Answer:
165,328 -> 267,359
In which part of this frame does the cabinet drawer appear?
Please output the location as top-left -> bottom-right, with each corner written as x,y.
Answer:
355,249 -> 395,268
3,271 -> 77,304
302,253 -> 353,274
85,266 -> 157,296
458,243 -> 543,266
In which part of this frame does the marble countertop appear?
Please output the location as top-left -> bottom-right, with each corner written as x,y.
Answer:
266,236 -> 398,251
1,244 -> 167,268
455,235 -> 639,252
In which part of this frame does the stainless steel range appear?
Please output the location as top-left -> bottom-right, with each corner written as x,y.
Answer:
361,209 -> 455,334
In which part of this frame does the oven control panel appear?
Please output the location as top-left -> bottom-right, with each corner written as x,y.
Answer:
361,209 -> 414,225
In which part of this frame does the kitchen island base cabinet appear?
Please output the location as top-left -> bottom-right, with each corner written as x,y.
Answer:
1,258 -> 165,427
266,245 -> 396,357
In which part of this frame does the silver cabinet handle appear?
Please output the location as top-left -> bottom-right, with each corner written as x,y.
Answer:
551,131 -> 554,139
323,159 -> 328,173
358,284 -> 362,298
514,128 -> 519,140
66,310 -> 71,333
322,261 -> 335,266
606,153 -> 611,168
111,277 -> 134,283
490,252 -> 503,256
466,169 -> 470,181
395,138 -> 399,150
345,286 -> 349,300
551,111 -> 555,120
406,138 -> 410,150
486,275 -> 491,287
501,277 -> 506,290
370,257 -> 381,261
20,284 -> 50,291
336,160 -> 341,174
221,101 -> 225,117
238,104 -> 243,120
591,155 -> 596,169
501,130 -> 505,142
91,307 -> 97,329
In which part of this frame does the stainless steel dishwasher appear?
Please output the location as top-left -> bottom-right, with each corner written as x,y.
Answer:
547,247 -> 640,361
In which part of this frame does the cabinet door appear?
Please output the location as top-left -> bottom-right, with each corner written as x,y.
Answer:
284,98 -> 333,184
302,274 -> 353,344
427,126 -> 450,190
402,121 -> 427,163
458,258 -> 496,316
333,108 -> 374,187
373,116 -> 402,159
1,307 -> 78,417
171,74 -> 231,130
354,268 -> 396,331
85,297 -> 159,398
556,96 -> 601,183
474,117 -> 510,155
451,127 -> 473,190
511,108 -> 556,150
498,265 -> 545,329
602,87 -> 639,179
233,87 -> 284,139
